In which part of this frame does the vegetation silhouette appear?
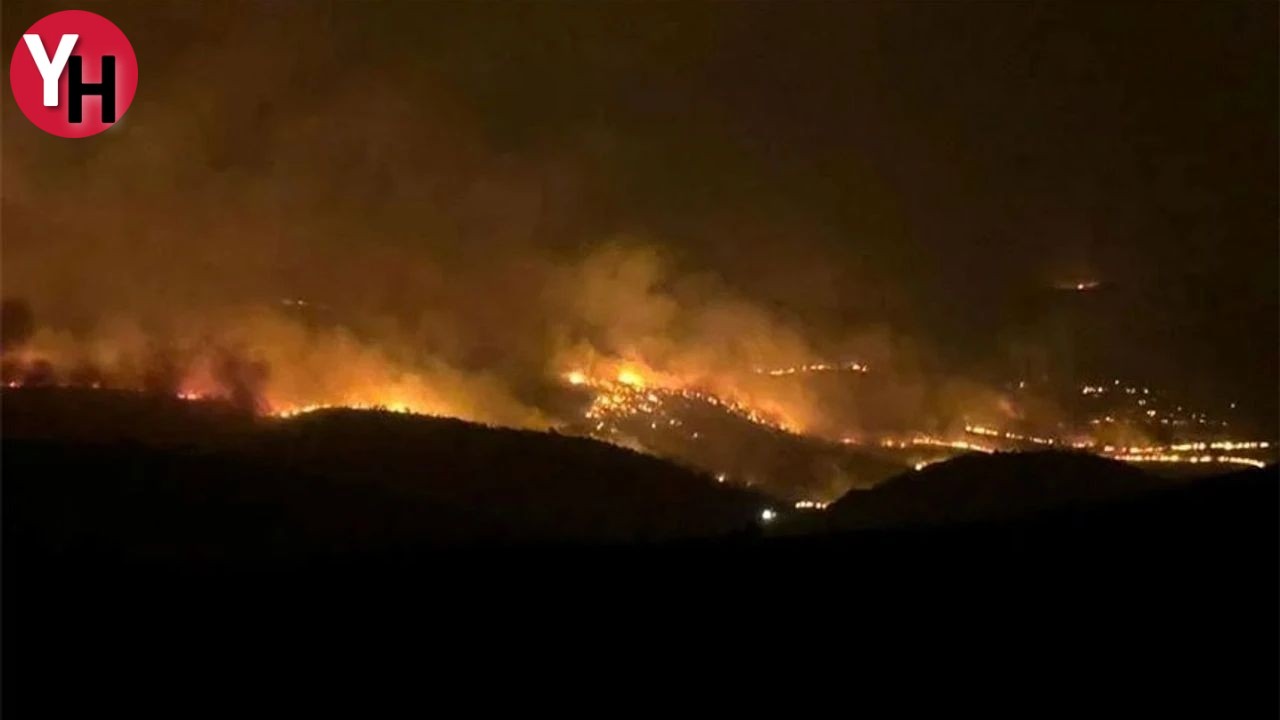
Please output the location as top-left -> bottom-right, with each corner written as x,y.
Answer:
4,386 -> 1275,716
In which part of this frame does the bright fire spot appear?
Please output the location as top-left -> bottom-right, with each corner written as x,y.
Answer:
615,368 -> 646,388
566,370 -> 588,386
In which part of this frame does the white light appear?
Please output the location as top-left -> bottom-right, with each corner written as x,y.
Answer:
760,509 -> 777,522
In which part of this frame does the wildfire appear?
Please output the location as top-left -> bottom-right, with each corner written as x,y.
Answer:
3,323 -> 1272,479
842,422 -> 1277,474
0,308 -> 550,429
965,424 -> 1058,446
753,361 -> 868,377
271,401 -> 422,419
1108,453 -> 1266,469
615,367 -> 648,388
960,422 -> 1272,470
563,365 -> 798,440
875,435 -> 995,454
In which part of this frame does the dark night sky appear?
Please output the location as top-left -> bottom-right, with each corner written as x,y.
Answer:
3,1 -> 1277,431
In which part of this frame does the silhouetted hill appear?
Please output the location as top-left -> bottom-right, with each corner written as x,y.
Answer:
819,450 -> 1167,531
5,389 -> 1276,716
2,386 -> 257,445
3,388 -> 770,559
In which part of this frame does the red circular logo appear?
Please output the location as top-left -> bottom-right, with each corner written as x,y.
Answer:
9,10 -> 138,138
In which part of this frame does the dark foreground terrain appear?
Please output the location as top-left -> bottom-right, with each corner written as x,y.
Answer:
4,388 -> 1276,713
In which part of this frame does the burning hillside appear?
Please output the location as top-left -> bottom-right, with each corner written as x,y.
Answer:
1,301 -> 544,428
554,363 -> 903,500
0,291 -> 905,500
3,286 -> 1273,503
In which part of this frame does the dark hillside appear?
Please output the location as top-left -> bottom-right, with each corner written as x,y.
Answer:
820,450 -> 1167,531
3,388 -> 770,558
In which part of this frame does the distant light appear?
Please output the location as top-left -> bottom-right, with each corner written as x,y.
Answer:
760,508 -> 777,522
566,371 -> 587,386
716,473 -> 726,483
1054,280 -> 1100,292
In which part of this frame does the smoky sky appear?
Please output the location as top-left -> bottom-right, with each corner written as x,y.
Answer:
3,1 -> 1276,431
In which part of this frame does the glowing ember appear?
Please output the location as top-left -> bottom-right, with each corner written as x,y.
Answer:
754,361 -> 868,377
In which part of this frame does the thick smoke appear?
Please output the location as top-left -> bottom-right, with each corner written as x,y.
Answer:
0,4 -> 1076,443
